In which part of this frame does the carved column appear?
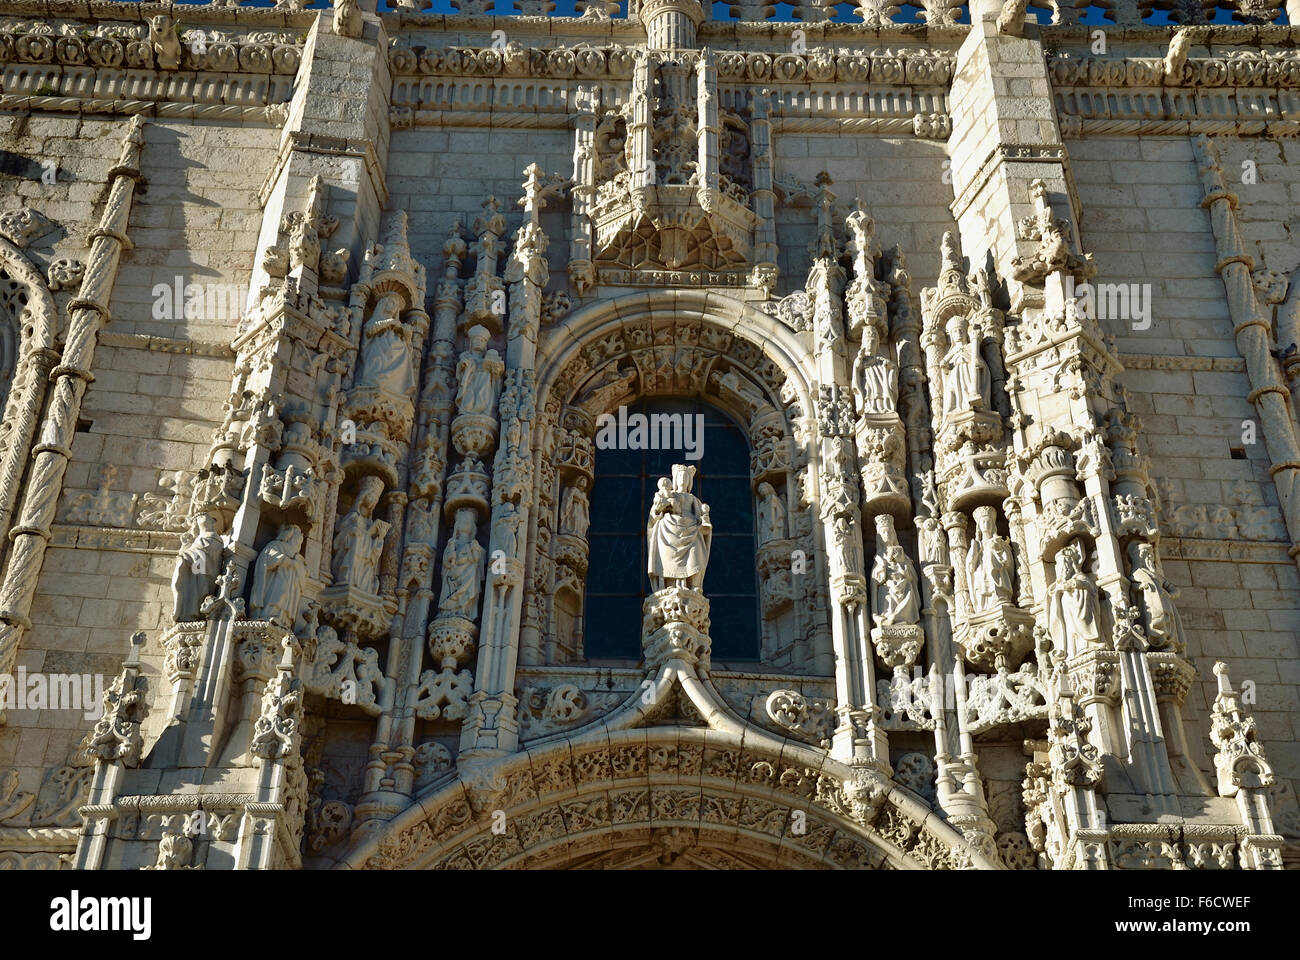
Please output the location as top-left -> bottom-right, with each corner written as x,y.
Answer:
460,165 -> 557,758
0,117 -> 144,718
806,177 -> 888,772
568,85 -> 599,295
748,89 -> 778,288
375,223 -> 465,808
1194,134 -> 1300,572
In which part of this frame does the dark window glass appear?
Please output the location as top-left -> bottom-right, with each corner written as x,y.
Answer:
583,398 -> 760,661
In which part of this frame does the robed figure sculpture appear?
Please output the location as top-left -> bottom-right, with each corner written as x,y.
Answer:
647,464 -> 712,591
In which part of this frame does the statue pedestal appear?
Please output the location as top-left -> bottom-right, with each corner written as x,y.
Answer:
319,584 -> 395,640
957,603 -> 1035,672
855,415 -> 910,515
344,385 -> 414,439
871,622 -> 923,674
428,615 -> 478,670
641,587 -> 711,671
451,413 -> 498,459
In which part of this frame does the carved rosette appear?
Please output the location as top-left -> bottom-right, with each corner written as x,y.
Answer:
763,689 -> 833,745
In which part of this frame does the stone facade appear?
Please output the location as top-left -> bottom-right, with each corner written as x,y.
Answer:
0,0 -> 1297,871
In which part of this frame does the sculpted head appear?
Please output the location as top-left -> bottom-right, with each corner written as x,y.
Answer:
1058,539 -> 1085,576
671,463 -> 695,493
1128,540 -> 1155,570
757,482 -> 775,499
466,324 -> 490,352
280,524 -> 303,551
972,505 -> 997,536
356,475 -> 385,514
453,507 -> 476,539
945,314 -> 967,348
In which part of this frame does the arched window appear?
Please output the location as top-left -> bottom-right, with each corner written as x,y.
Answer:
583,397 -> 759,662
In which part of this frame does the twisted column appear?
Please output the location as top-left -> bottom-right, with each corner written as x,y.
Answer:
0,117 -> 145,717
1194,134 -> 1300,571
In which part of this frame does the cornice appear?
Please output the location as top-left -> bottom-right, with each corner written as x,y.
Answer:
0,0 -> 316,29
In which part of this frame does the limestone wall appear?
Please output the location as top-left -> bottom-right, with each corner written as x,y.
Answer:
1071,134 -> 1300,802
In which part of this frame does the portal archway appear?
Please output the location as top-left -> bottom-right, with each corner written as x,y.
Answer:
340,658 -> 1000,870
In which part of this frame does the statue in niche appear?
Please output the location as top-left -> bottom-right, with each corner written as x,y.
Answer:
1051,538 -> 1100,646
941,314 -> 991,416
845,204 -> 875,279
868,512 -> 920,624
647,464 -> 712,591
331,476 -> 391,595
171,511 -> 224,622
357,293 -> 415,397
871,514 -> 920,627
455,324 -> 504,418
493,501 -> 520,561
830,513 -> 864,575
851,325 -> 898,416
559,477 -> 591,539
250,524 -> 307,629
965,506 -> 1013,613
755,482 -> 786,545
1128,541 -> 1184,650
438,508 -> 486,619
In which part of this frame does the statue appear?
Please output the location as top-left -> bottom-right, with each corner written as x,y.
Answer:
171,512 -> 224,622
965,506 -> 1013,612
830,513 -> 863,575
1128,541 -> 1184,650
1051,539 -> 1100,646
455,324 -> 504,417
871,515 -> 920,627
718,368 -> 767,411
492,501 -> 520,561
438,508 -> 486,619
851,325 -> 899,416
250,524 -> 307,628
357,293 -> 415,397
845,204 -> 875,279
331,476 -> 391,595
941,314 -> 991,416
559,477 -> 591,539
332,0 -> 362,38
755,482 -> 786,545
148,14 -> 181,71
647,464 -> 712,591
